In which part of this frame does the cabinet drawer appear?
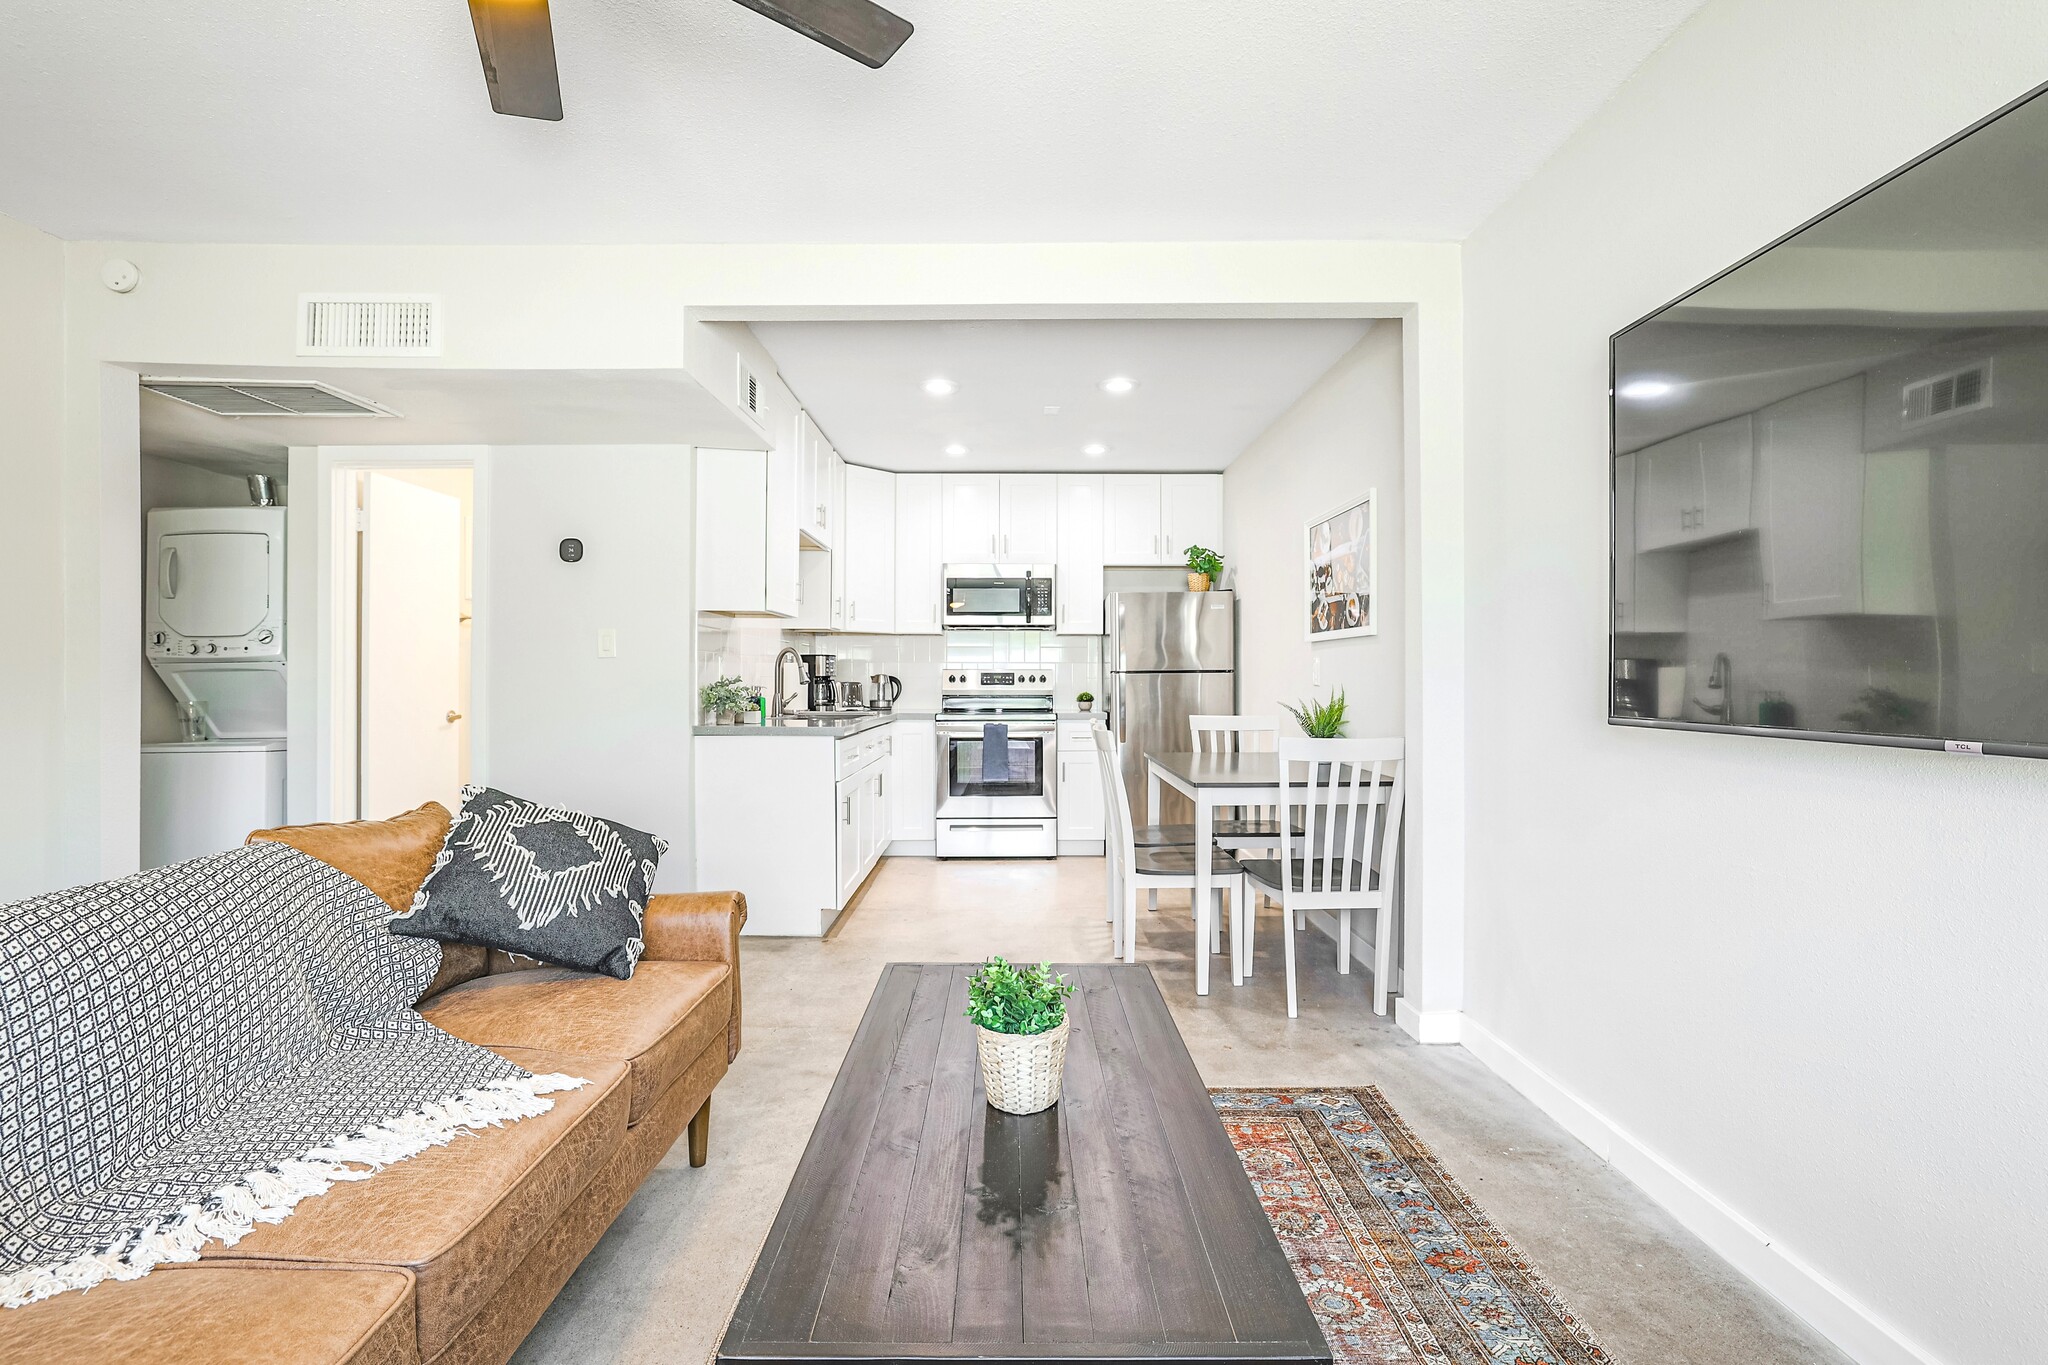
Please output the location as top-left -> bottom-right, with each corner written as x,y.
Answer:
836,727 -> 893,780
1059,717 -> 1102,752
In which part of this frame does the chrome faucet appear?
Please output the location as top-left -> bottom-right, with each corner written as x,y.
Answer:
1695,653 -> 1734,724
770,646 -> 802,723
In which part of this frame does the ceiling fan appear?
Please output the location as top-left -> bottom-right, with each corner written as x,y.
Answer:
466,0 -> 913,121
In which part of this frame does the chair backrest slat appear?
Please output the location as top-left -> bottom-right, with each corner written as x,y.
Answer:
1189,714 -> 1279,754
1274,737 -> 1405,909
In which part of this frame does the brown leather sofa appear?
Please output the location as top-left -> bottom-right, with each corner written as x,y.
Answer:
2,803 -> 744,1365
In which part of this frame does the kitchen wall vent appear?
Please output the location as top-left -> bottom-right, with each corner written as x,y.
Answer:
1902,361 -> 1991,426
298,294 -> 441,356
737,357 -> 765,428
140,378 -> 397,418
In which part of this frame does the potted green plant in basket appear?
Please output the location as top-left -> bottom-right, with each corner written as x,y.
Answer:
1184,544 -> 1224,593
1076,690 -> 1094,712
699,675 -> 756,725
966,957 -> 1076,1115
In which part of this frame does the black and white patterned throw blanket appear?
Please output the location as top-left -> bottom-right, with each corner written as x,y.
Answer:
0,841 -> 585,1308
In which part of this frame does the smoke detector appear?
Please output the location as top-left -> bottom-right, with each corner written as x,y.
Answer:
139,378 -> 397,418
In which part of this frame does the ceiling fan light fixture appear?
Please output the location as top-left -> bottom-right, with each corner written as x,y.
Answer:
729,0 -> 916,69
468,0 -> 564,121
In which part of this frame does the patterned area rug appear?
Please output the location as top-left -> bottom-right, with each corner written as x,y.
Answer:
1212,1088 -> 1618,1365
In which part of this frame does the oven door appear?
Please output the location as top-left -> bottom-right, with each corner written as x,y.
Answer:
934,721 -> 1058,819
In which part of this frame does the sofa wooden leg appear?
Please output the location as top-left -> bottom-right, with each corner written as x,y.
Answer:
688,1098 -> 711,1167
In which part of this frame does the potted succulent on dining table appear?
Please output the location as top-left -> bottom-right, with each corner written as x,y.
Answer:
966,956 -> 1076,1115
1184,544 -> 1224,592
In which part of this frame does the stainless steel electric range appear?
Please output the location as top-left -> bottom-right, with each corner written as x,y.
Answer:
933,666 -> 1058,858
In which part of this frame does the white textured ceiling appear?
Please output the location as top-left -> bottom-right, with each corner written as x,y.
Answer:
1,1 -> 1704,244
138,366 -> 756,471
752,318 -> 1373,471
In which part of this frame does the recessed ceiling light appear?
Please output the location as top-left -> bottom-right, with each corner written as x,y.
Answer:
1618,379 -> 1677,401
924,377 -> 957,396
1082,443 -> 1108,456
1043,405 -> 1060,415
1101,376 -> 1136,395
944,443 -> 968,456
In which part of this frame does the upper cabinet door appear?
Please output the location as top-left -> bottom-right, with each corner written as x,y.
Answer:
1696,415 -> 1755,541
894,474 -> 944,634
1056,474 -> 1106,635
1102,474 -> 1163,564
842,465 -> 896,633
941,474 -> 1001,562
998,474 -> 1059,562
1160,474 -> 1222,564
763,442 -> 800,617
1634,415 -> 1753,551
1759,377 -> 1867,618
796,411 -> 833,550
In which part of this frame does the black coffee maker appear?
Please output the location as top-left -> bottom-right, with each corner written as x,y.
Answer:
800,653 -> 838,711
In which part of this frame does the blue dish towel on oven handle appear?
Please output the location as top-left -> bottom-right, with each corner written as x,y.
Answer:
981,722 -> 1010,782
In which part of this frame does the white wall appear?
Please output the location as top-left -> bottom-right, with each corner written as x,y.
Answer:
1461,5 -> 2048,1363
480,445 -> 696,890
1225,323 -> 1405,736
0,212 -> 66,902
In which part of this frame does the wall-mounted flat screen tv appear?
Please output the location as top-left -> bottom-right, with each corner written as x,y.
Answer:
1611,83 -> 2048,758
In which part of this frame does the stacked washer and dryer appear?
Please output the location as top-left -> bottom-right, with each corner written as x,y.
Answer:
140,484 -> 288,868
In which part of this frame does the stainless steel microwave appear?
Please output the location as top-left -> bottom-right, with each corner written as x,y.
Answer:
942,565 -> 1055,629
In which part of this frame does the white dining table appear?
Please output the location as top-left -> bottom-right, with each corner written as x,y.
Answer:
1143,750 -> 1395,995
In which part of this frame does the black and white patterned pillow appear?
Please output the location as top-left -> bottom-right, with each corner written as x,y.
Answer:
393,785 -> 667,980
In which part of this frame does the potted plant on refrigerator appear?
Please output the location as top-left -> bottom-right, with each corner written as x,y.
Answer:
966,957 -> 1075,1115
1184,544 -> 1224,592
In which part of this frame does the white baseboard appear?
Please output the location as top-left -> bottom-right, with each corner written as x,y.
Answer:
1457,1015 -> 1942,1365
1393,996 -> 1461,1044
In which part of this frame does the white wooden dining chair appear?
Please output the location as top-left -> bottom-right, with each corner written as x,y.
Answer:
1094,728 -> 1241,965
1188,715 -> 1295,854
1239,737 -> 1405,1018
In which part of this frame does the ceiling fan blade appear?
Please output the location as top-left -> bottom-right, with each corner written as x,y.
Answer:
468,0 -> 564,120
730,0 -> 914,69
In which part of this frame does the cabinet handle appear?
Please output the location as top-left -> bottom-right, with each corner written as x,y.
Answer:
931,603 -> 938,625
849,599 -> 856,620
844,797 -> 853,826
1003,533 -> 1009,555
989,533 -> 996,555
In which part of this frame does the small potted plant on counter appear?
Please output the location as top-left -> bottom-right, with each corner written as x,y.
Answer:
1185,544 -> 1224,592
699,675 -> 756,726
966,956 -> 1075,1115
1076,690 -> 1094,712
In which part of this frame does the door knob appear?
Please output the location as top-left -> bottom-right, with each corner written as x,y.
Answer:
445,710 -> 464,723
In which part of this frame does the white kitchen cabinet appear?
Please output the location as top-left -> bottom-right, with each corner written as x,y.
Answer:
842,465 -> 896,633
828,456 -> 848,628
794,411 -> 834,550
894,474 -> 944,633
1757,376 -> 1934,619
1103,474 -> 1164,564
889,717 -> 937,842
695,448 -> 797,618
1611,451 -> 1686,634
1056,474 -> 1106,635
941,474 -> 1001,562
763,442 -> 800,617
834,770 -> 865,905
999,474 -> 1060,562
1635,414 -> 1754,552
1056,718 -> 1105,846
1161,474 -> 1223,561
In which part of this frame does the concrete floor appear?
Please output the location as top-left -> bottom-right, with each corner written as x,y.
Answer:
514,857 -> 1846,1365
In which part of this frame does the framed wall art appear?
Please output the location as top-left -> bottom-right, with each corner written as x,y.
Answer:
1306,492 -> 1376,641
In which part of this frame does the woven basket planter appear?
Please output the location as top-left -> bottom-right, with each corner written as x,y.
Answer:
1187,572 -> 1212,592
976,1018 -> 1069,1115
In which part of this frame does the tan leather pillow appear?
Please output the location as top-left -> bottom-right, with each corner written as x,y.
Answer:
247,802 -> 489,999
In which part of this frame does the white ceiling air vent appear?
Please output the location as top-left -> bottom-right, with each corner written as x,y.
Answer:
140,378 -> 397,418
1902,360 -> 1991,426
298,294 -> 441,356
736,356 -> 765,429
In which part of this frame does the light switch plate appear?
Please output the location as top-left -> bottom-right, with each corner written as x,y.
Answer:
1312,656 -> 1322,685
598,629 -> 617,658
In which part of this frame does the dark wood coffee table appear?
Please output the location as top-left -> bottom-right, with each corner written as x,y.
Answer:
719,962 -> 1328,1365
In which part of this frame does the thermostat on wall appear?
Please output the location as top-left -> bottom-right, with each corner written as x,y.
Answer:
559,538 -> 583,563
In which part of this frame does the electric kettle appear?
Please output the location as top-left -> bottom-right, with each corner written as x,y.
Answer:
869,674 -> 903,711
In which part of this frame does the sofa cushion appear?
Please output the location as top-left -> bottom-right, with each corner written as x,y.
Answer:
394,786 -> 666,980
202,1049 -> 628,1361
248,801 -> 489,999
0,1263 -> 418,1365
420,961 -> 730,1125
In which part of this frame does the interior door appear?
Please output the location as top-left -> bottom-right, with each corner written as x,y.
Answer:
158,531 -> 271,637
359,473 -> 465,819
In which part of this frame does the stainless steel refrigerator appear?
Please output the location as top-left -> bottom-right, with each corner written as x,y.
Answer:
1106,590 -> 1236,825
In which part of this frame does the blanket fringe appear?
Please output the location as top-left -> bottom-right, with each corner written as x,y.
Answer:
0,1072 -> 588,1310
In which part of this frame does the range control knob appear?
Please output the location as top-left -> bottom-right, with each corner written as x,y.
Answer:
256,629 -> 274,645
205,644 -> 219,654
151,631 -> 165,646
184,642 -> 200,655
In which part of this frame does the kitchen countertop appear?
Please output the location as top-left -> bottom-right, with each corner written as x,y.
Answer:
693,709 -> 1103,738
